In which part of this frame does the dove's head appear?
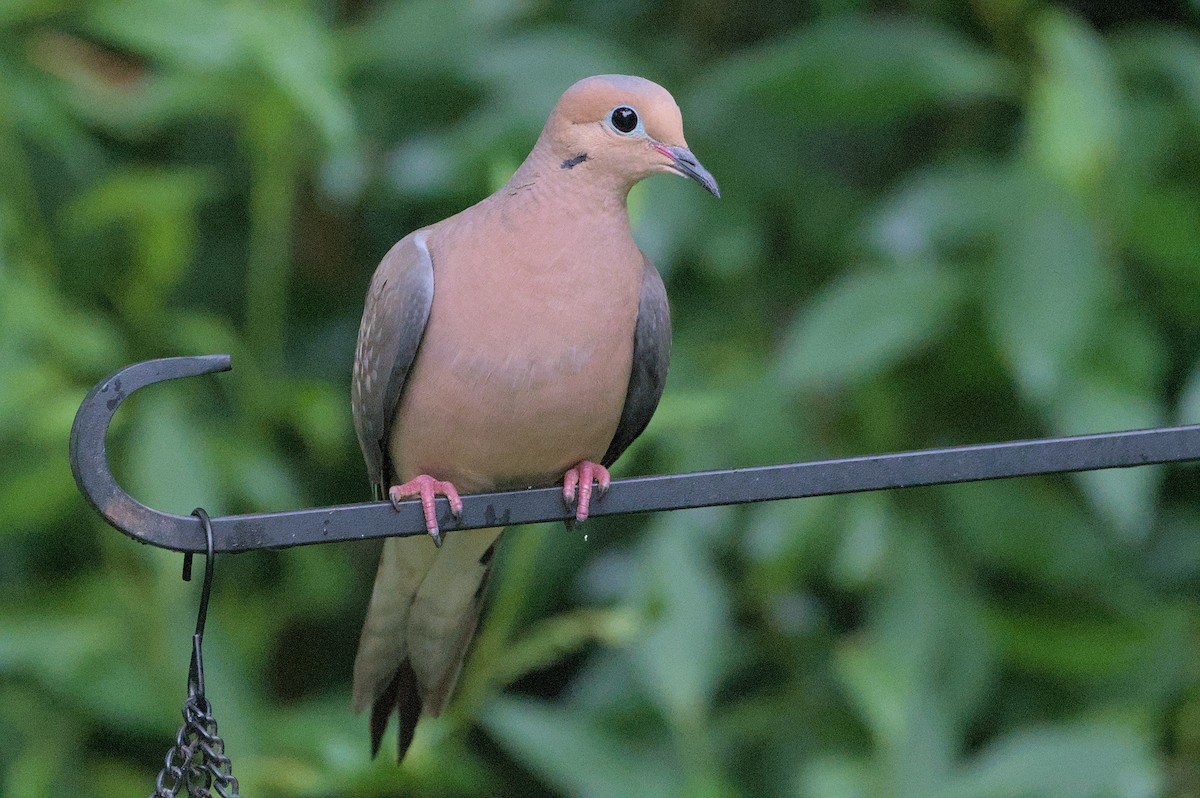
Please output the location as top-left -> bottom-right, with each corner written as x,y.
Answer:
541,74 -> 719,198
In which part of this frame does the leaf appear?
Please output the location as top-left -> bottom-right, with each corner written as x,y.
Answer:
0,269 -> 123,375
1176,355 -> 1200,426
237,4 -> 356,151
0,0 -> 69,28
62,168 -> 214,319
987,604 -> 1193,695
797,755 -> 875,798
386,133 -> 465,198
1126,184 -> 1200,288
778,261 -> 962,392
63,168 -> 213,236
467,30 -> 643,130
836,532 -> 993,796
1114,25 -> 1200,129
122,387 -> 223,516
83,0 -> 242,71
481,696 -> 684,798
830,493 -> 891,590
486,608 -> 639,689
936,721 -> 1161,798
868,160 -> 1020,260
219,444 -> 304,513
692,15 -> 1013,129
986,176 -> 1114,405
627,510 -> 735,724
1024,9 -> 1121,192
338,0 -> 521,75
945,480 -> 1127,595
990,612 -> 1143,682
1053,378 -> 1165,540
0,597 -> 111,677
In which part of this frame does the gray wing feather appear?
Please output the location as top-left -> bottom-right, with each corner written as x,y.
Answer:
352,232 -> 434,496
602,257 -> 671,467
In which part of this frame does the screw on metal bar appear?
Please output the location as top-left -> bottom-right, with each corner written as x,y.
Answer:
151,508 -> 240,798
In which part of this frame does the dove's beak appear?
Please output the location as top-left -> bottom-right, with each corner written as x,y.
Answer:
655,144 -> 720,198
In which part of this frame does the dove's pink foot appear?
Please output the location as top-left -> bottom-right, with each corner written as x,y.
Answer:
389,475 -> 463,547
562,461 -> 611,522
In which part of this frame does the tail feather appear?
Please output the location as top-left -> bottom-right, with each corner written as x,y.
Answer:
353,536 -> 438,713
407,527 -> 503,715
422,561 -> 492,717
370,661 -> 422,760
354,528 -> 504,761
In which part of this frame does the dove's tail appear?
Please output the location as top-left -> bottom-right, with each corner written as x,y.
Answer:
353,527 -> 503,760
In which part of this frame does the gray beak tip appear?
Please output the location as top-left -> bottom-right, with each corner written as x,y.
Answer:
662,144 -> 720,198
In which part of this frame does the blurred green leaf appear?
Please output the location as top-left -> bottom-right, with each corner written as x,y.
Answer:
695,16 -> 1014,127
989,610 -> 1155,681
486,608 -> 639,690
123,388 -> 223,516
946,480 -> 1125,595
1025,9 -> 1120,192
83,0 -> 242,71
837,531 -> 993,796
627,510 -> 735,725
468,30 -> 642,130
986,178 -> 1114,405
830,493 -> 891,589
1053,377 -> 1164,540
1176,355 -> 1200,425
0,0 -> 67,28
238,4 -> 356,152
64,167 -> 214,322
1114,25 -> 1200,129
1126,183 -> 1200,282
339,0 -> 521,75
778,261 -> 962,391
798,755 -> 875,798
869,161 -> 1018,260
482,695 -> 685,798
936,720 -> 1161,798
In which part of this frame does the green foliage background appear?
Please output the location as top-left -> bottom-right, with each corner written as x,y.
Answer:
3,0 -> 1200,795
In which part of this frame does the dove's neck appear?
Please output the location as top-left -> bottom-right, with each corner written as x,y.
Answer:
501,141 -> 634,216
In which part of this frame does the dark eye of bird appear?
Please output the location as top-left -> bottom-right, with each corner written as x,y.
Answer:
611,106 -> 638,134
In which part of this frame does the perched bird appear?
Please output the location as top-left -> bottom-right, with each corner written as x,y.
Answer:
350,74 -> 719,760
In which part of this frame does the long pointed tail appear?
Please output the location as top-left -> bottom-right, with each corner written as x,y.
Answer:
352,527 -> 503,760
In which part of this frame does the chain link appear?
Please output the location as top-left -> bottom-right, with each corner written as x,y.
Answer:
151,695 -> 240,798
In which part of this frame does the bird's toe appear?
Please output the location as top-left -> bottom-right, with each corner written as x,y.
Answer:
388,475 -> 462,547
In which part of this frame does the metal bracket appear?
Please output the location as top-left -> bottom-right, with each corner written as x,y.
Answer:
70,355 -> 1200,553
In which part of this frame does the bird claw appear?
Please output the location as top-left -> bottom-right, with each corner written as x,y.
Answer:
388,475 -> 463,547
562,461 -> 611,523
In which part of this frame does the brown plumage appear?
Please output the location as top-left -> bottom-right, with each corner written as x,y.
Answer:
350,74 -> 718,760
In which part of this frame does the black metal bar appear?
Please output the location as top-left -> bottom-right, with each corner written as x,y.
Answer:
70,355 -> 1200,553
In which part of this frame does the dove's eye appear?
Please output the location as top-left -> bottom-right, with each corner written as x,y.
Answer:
610,106 -> 639,134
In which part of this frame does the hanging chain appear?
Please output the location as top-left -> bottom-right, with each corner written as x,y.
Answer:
152,692 -> 241,798
151,509 -> 241,798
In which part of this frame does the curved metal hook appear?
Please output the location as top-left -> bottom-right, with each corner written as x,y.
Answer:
68,354 -> 476,552
70,355 -> 232,553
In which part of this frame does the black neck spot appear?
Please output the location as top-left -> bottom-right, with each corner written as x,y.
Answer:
561,153 -> 588,170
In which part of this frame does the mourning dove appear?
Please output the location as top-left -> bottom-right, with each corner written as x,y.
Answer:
350,74 -> 719,760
